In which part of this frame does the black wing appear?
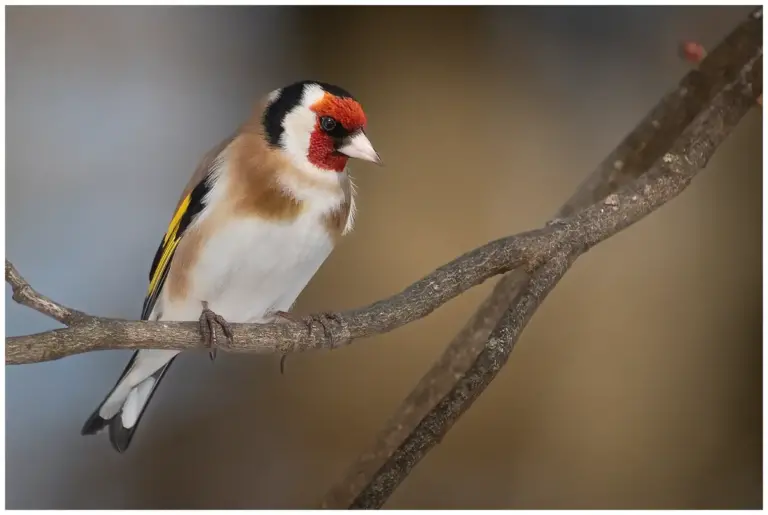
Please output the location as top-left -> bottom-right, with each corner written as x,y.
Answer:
140,177 -> 212,320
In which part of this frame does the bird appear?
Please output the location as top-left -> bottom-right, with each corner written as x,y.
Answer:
81,80 -> 381,453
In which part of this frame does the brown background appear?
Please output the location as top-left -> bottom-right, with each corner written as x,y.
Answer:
5,5 -> 761,509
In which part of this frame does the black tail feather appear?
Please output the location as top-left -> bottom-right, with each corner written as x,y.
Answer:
108,418 -> 133,454
80,351 -> 139,437
81,351 -> 177,453
105,359 -> 176,453
81,410 -> 110,436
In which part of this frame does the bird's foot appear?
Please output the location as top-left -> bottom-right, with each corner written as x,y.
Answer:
199,301 -> 234,362
271,310 -> 342,375
274,310 -> 341,338
272,310 -> 301,375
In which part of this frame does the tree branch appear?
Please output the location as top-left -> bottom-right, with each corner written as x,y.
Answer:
320,8 -> 762,509
0,198 -> 669,364
9,120 -> 755,368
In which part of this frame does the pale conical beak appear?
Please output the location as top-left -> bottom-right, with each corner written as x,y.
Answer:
337,131 -> 382,165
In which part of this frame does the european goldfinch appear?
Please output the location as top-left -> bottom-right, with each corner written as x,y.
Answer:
81,80 -> 381,453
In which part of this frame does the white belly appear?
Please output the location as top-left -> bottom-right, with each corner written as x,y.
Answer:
160,213 -> 335,323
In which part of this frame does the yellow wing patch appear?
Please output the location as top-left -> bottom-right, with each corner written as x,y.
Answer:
141,191 -> 199,321
147,194 -> 190,297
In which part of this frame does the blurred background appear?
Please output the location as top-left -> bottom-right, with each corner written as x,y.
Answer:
5,5 -> 761,509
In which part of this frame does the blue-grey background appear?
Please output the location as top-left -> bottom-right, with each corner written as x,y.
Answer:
6,5 -> 761,509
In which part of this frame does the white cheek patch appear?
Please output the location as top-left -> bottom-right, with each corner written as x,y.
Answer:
279,84 -> 331,179
280,106 -> 315,165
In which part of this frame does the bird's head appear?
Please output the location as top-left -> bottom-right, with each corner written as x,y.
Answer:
262,80 -> 381,175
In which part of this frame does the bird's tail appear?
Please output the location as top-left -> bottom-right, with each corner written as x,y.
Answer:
81,350 -> 177,453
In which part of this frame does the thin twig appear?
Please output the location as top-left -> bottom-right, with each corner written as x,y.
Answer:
5,260 -> 87,326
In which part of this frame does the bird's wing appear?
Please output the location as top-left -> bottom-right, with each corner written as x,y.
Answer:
140,135 -> 236,321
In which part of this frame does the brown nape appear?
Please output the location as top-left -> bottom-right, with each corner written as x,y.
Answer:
228,131 -> 305,220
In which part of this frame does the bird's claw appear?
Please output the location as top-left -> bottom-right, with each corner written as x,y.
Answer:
199,301 -> 234,362
270,311 -> 298,375
271,310 -> 342,375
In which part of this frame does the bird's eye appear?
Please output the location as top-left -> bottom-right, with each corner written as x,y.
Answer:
320,116 -> 337,132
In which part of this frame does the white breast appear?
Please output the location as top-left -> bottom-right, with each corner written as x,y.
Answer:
157,164 -> 347,324
193,212 -> 335,323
